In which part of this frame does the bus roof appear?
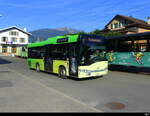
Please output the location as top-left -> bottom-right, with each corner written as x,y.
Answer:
27,34 -> 79,48
107,32 -> 150,40
27,34 -> 106,48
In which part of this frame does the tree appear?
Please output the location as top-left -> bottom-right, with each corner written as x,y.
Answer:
101,31 -> 122,37
90,29 -> 101,35
77,31 -> 87,35
89,29 -> 122,37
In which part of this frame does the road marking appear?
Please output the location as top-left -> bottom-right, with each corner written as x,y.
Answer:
5,66 -> 103,112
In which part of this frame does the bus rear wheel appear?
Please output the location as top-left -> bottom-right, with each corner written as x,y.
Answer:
59,67 -> 67,79
36,64 -> 40,72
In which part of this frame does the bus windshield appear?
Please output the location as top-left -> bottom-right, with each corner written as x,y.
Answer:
80,42 -> 106,65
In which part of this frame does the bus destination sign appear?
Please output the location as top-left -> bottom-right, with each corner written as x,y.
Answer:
88,38 -> 102,43
57,37 -> 68,43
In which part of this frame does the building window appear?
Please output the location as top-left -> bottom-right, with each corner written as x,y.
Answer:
122,20 -> 127,27
12,46 -> 16,53
2,46 -> 7,53
119,22 -> 122,28
20,38 -> 25,43
1,37 -> 8,42
114,23 -> 119,29
9,31 -> 19,36
110,24 -> 114,29
11,37 -> 17,42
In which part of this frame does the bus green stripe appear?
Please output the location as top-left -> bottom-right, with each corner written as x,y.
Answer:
27,34 -> 79,48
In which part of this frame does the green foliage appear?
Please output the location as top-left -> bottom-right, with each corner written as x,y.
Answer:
77,31 -> 87,34
64,29 -> 122,37
101,31 -> 122,37
89,29 -> 122,37
89,29 -> 101,35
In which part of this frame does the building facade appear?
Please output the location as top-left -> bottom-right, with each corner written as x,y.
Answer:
0,26 -> 31,55
101,14 -> 150,34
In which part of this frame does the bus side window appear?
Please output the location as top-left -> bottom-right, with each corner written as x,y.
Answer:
51,45 -> 68,60
28,47 -> 45,59
69,44 -> 77,57
108,40 -> 116,52
133,40 -> 148,52
118,40 -> 132,52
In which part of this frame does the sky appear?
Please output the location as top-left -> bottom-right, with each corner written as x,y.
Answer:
0,0 -> 150,32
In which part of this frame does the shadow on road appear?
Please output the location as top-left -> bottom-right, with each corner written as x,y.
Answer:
40,71 -> 104,81
67,76 -> 104,81
109,65 -> 150,75
0,57 -> 12,65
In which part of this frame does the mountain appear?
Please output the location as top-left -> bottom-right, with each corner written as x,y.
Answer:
29,27 -> 80,43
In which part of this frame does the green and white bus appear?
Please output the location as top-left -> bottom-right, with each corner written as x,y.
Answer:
27,34 -> 108,79
16,46 -> 28,58
107,32 -> 150,72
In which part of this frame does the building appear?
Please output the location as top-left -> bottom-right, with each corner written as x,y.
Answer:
101,14 -> 150,34
0,26 -> 31,55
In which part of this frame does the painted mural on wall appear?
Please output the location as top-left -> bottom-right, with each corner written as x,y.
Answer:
106,52 -> 150,67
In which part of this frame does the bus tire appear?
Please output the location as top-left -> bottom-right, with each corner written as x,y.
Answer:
36,63 -> 40,72
58,66 -> 67,79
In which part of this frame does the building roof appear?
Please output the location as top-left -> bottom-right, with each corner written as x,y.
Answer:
0,26 -> 32,36
105,14 -> 150,29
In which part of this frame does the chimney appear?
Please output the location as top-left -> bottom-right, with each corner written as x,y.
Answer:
147,17 -> 150,25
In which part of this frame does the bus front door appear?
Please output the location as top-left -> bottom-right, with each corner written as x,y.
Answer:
69,57 -> 78,77
45,57 -> 53,72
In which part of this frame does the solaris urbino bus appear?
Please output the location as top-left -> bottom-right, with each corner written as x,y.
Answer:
27,34 -> 108,79
106,32 -> 150,72
16,46 -> 28,58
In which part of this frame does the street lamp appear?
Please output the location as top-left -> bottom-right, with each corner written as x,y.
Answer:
0,14 -> 3,17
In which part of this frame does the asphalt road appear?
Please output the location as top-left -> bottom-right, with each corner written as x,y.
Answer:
0,56 -> 150,112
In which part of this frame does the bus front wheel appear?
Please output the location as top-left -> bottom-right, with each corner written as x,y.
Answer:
59,67 -> 67,79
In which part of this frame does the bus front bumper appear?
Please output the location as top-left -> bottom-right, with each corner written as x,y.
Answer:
78,61 -> 108,78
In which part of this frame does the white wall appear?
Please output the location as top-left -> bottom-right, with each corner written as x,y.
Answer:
0,28 -> 29,45
7,46 -> 11,53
